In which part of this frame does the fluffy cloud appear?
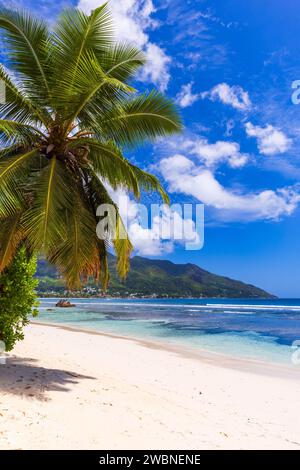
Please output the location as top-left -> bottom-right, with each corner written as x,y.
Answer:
202,83 -> 251,110
78,0 -> 170,91
138,43 -> 170,92
192,140 -> 248,168
245,122 -> 292,155
176,82 -> 199,108
158,155 -> 300,221
166,135 -> 249,168
109,188 -> 201,255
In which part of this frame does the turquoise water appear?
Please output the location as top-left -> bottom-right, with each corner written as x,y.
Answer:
36,298 -> 300,365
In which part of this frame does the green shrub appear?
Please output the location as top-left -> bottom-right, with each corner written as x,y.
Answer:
0,246 -> 39,351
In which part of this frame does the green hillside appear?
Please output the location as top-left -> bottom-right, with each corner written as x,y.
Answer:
36,255 -> 274,298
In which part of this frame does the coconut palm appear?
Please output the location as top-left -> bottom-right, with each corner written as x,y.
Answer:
0,4 -> 181,289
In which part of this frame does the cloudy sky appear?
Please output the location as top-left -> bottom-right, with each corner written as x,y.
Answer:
2,0 -> 300,296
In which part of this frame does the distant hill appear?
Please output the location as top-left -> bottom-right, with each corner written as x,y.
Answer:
36,255 -> 274,298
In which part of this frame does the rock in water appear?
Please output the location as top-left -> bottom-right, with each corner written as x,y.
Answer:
55,299 -> 76,308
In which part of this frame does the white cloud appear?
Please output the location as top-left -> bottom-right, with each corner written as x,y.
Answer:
176,82 -> 199,108
166,135 -> 249,168
245,122 -> 292,155
202,82 -> 251,110
138,43 -> 170,92
109,188 -> 200,256
158,155 -> 300,221
78,0 -> 171,91
192,139 -> 248,168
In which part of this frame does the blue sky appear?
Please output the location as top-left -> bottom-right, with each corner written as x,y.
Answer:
2,0 -> 300,296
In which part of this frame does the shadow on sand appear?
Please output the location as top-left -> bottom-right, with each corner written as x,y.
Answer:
0,356 -> 95,401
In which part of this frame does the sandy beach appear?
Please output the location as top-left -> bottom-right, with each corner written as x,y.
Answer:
0,322 -> 300,450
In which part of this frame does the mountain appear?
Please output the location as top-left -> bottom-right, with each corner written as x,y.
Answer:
36,255 -> 275,298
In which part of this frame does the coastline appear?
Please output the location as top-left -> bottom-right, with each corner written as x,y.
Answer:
37,295 -> 278,299
32,320 -> 300,380
1,322 -> 300,449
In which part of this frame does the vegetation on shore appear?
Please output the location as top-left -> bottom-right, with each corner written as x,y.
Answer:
0,247 -> 38,351
36,255 -> 274,299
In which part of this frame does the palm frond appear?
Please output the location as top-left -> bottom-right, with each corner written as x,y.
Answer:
0,149 -> 38,218
0,9 -> 51,99
55,50 -> 134,125
100,43 -> 146,82
69,138 -> 140,196
0,143 -> 21,158
125,162 -> 170,204
0,119 -> 44,147
97,91 -> 182,147
0,212 -> 24,271
50,4 -> 113,83
87,172 -> 132,279
69,137 -> 169,202
22,156 -> 73,252
0,65 -> 51,125
48,191 -> 103,289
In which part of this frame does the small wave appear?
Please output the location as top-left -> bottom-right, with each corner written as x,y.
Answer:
38,299 -> 300,312
209,304 -> 300,311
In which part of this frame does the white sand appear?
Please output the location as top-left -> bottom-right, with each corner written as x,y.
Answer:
0,322 -> 300,450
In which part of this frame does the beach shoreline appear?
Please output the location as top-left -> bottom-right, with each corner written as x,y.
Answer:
1,322 -> 300,449
32,320 -> 300,381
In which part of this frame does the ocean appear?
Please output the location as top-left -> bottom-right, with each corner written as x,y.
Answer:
36,298 -> 300,366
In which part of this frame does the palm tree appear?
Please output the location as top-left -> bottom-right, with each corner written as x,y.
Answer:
0,4 -> 181,290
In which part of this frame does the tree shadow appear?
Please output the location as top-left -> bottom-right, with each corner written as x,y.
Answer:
0,356 -> 95,401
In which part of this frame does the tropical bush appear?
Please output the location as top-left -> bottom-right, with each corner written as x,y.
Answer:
0,246 -> 38,351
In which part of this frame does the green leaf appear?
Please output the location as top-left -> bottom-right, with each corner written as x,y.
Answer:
0,149 -> 38,218
55,50 -> 134,127
0,246 -> 38,351
100,43 -> 146,82
0,9 -> 51,99
0,65 -> 51,125
48,190 -> 100,289
22,156 -> 73,252
86,173 -> 132,279
51,4 -> 113,79
69,137 -> 169,202
0,212 -> 24,271
0,119 -> 44,146
98,90 -> 182,147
